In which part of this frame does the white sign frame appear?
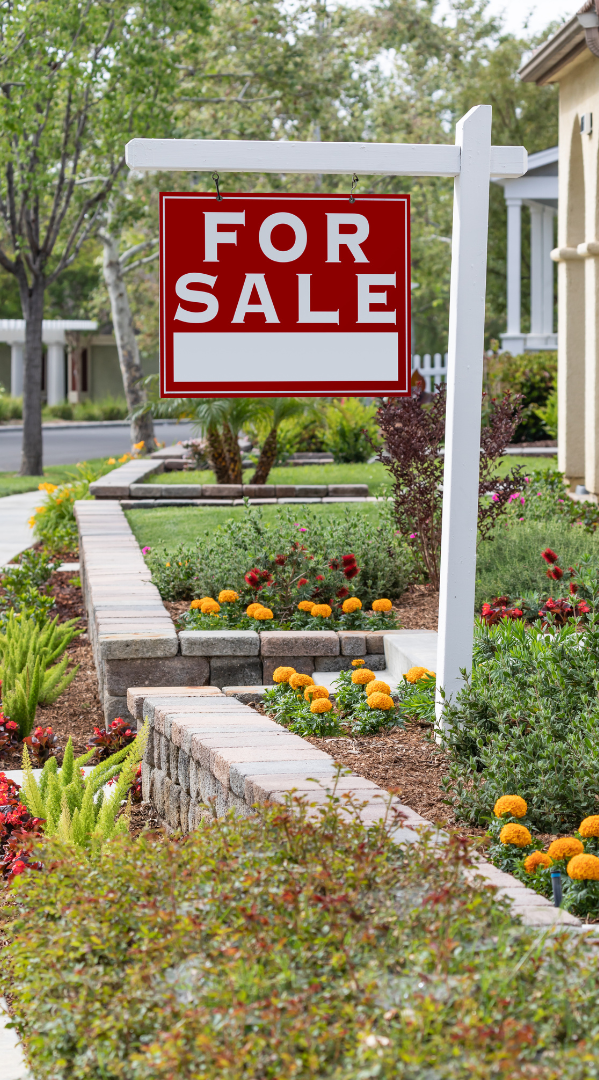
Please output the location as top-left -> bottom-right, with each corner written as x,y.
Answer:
126,105 -> 528,720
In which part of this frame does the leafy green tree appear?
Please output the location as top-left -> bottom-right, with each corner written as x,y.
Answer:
0,0 -> 209,474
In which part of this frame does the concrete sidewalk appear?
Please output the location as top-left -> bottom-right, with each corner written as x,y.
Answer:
0,491 -> 41,567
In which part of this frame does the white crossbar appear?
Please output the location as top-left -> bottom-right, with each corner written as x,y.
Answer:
125,138 -> 526,179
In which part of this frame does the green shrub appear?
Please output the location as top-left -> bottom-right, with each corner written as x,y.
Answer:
0,550 -> 57,623
73,396 -> 129,421
475,519 -> 599,609
0,387 -> 22,420
440,615 -> 599,831
45,402 -> 74,420
0,613 -> 83,736
322,398 -> 379,463
486,350 -> 557,441
6,794 -> 599,1079
147,503 -> 413,608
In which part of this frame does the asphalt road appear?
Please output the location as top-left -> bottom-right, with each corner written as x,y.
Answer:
0,420 -> 197,471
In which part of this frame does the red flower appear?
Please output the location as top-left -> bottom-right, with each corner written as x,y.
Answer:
547,567 -> 563,580
344,565 -> 359,580
316,575 -> 324,581
541,548 -> 559,564
274,555 -> 287,566
297,578 -> 308,587
5,722 -> 18,732
342,554 -> 356,566
9,859 -> 26,876
569,582 -> 578,595
577,601 -> 591,614
336,586 -> 349,599
568,567 -> 576,576
481,603 -> 492,615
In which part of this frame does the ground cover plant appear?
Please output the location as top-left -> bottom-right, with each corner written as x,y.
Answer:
143,503 -> 413,612
0,458 -> 112,498
6,791 -> 599,1079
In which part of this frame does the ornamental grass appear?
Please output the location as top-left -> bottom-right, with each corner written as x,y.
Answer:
547,837 -> 584,860
494,795 -> 528,819
499,823 -> 532,847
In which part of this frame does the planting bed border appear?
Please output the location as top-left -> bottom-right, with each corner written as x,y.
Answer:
75,500 -> 435,723
133,686 -> 582,930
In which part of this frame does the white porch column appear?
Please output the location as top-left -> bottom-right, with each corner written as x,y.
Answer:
530,204 -> 543,335
46,342 -> 66,406
542,208 -> 555,334
506,197 -> 522,336
10,343 -> 23,397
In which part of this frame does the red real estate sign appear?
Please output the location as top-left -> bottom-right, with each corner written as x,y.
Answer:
159,191 -> 410,397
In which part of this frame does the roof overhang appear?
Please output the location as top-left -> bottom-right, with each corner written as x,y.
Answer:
519,16 -> 587,85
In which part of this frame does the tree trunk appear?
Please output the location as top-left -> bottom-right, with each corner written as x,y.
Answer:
207,428 -> 231,483
250,427 -> 278,484
101,227 -> 155,452
19,275 -> 45,476
221,421 -> 243,484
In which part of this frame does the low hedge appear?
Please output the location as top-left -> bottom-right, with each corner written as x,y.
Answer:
4,796 -> 599,1078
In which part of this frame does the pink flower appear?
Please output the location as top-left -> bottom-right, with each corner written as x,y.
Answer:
492,494 -> 499,502
520,497 -> 525,505
409,533 -> 417,538
142,546 -> 151,554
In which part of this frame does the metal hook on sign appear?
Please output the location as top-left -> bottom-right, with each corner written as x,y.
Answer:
349,173 -> 359,203
212,172 -> 223,201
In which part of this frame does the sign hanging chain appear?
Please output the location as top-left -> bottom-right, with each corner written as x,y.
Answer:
349,173 -> 359,203
212,172 -> 223,201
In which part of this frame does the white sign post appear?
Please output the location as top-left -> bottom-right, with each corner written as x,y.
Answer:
126,104 -> 527,720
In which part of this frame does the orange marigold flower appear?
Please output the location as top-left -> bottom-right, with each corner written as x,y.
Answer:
547,837 -> 584,861
500,824 -> 532,847
218,590 -> 239,603
579,815 -> 599,838
494,795 -> 528,819
367,680 -> 391,696
253,606 -> 273,620
404,666 -> 435,684
352,659 -> 365,667
567,853 -> 599,880
298,600 -> 315,612
342,597 -> 362,614
310,698 -> 333,714
372,598 -> 393,612
524,851 -> 552,873
246,603 -> 262,617
201,599 -> 220,614
351,668 -> 376,685
289,673 -> 315,690
367,691 -> 394,710
272,666 -> 296,684
311,604 -> 332,618
304,685 -> 330,702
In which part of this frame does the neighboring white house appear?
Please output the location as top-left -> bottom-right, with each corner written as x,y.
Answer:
493,146 -> 558,354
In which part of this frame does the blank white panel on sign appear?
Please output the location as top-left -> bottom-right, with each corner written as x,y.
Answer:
173,332 -> 399,383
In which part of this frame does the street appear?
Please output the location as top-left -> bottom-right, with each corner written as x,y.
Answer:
0,420 -> 196,471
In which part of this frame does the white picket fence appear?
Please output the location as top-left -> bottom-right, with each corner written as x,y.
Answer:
411,352 -> 448,393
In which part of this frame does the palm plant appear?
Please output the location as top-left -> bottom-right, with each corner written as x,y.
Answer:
250,399 -> 309,483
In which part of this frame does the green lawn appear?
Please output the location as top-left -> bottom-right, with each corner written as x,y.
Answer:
147,461 -> 392,495
493,454 -> 557,476
126,500 -> 386,550
0,460 -> 112,499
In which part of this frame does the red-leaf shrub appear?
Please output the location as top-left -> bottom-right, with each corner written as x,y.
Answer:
87,718 -> 136,761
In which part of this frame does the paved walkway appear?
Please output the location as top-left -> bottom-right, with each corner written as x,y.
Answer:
0,491 -> 41,567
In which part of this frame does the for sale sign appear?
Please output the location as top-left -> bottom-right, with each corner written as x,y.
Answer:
159,192 -> 410,397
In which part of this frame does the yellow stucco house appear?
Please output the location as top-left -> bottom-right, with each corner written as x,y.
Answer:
521,1 -> 599,493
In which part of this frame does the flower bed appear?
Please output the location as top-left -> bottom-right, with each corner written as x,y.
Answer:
179,590 -> 401,632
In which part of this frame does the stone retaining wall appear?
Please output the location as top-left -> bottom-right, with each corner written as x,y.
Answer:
75,501 -> 413,724
134,686 -> 581,929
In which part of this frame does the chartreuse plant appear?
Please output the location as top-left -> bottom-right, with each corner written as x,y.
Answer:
20,724 -> 148,851
6,792 -> 599,1079
0,613 -> 83,737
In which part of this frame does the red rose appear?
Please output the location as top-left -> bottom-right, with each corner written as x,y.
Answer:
541,548 -> 559,564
